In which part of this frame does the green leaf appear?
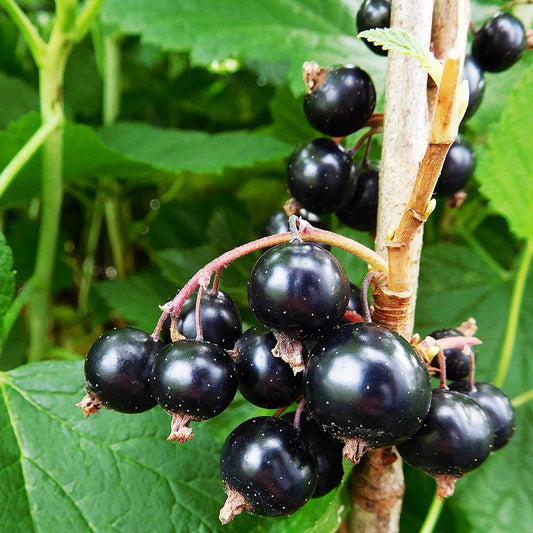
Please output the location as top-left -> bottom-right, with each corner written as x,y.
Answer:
358,28 -> 442,83
101,0 -> 387,94
0,72 -> 38,129
99,122 -> 292,174
0,231 -> 15,344
476,62 -> 533,240
96,270 -> 176,332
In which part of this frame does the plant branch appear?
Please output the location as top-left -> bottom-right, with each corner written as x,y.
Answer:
3,281 -> 34,340
494,239 -> 533,387
0,0 -> 46,64
73,0 -> 105,43
0,112 -> 63,198
151,226 -> 387,340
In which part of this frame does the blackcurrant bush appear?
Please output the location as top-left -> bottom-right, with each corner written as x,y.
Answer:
248,242 -> 350,337
304,323 -> 431,462
304,66 -> 376,137
462,56 -> 485,121
282,411 -> 344,498
175,289 -> 242,349
472,13 -> 526,73
429,328 -> 475,381
219,416 -> 317,522
82,327 -> 162,414
336,164 -> 379,232
433,141 -> 476,197
356,0 -> 391,56
287,138 -> 357,214
234,326 -> 304,409
150,339 -> 237,442
449,381 -> 516,450
397,388 -> 493,497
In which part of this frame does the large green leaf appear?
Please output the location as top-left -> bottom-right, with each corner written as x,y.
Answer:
0,72 -> 38,129
99,122 -> 291,174
0,231 -> 15,344
101,0 -> 386,94
0,361 -> 348,533
475,62 -> 533,240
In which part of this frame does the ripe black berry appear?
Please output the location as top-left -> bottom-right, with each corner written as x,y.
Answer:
175,289 -> 242,349
219,416 -> 317,522
356,0 -> 391,56
287,138 -> 357,214
304,323 -> 431,462
83,327 -> 162,414
429,328 -> 475,380
282,411 -> 344,498
449,381 -> 516,450
304,66 -> 376,137
433,141 -> 476,197
336,164 -> 379,232
347,283 -> 363,315
234,326 -> 304,409
472,13 -> 526,72
150,340 -> 237,441
462,56 -> 485,121
397,388 -> 493,497
261,209 -> 329,238
248,242 -> 350,337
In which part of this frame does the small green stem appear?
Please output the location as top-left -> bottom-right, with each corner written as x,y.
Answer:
512,388 -> 533,408
104,183 -> 126,278
0,113 -> 62,198
73,0 -> 104,43
494,239 -> 533,387
419,495 -> 444,533
3,281 -> 34,341
0,0 -> 47,63
78,194 -> 104,313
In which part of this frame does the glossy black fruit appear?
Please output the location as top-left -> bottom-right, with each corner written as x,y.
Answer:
150,339 -> 237,419
462,56 -> 485,121
449,381 -> 516,450
283,411 -> 344,498
429,328 -> 475,381
356,0 -> 391,56
347,283 -> 363,315
287,138 -> 357,214
235,326 -> 304,409
304,323 -> 431,449
220,417 -> 318,519
248,242 -> 350,337
84,327 -> 162,413
398,388 -> 494,477
472,13 -> 526,72
434,141 -> 476,197
173,289 -> 241,349
304,66 -> 376,137
336,164 -> 379,231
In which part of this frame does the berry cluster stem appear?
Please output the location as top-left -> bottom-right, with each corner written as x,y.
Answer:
151,226 -> 387,340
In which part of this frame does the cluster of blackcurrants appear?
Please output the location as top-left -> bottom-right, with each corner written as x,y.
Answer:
79,236 -> 516,522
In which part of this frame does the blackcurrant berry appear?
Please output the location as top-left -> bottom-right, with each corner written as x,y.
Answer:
234,326 -> 304,409
434,141 -> 475,197
397,388 -> 493,497
304,66 -> 376,137
287,138 -> 357,214
356,0 -> 391,56
248,242 -> 350,337
304,323 -> 431,462
449,381 -> 516,450
347,283 -> 363,316
150,339 -> 237,442
336,164 -> 379,232
429,328 -> 475,381
219,416 -> 317,522
175,289 -> 242,349
282,411 -> 344,498
472,13 -> 526,73
82,327 -> 162,414
462,56 -> 485,121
